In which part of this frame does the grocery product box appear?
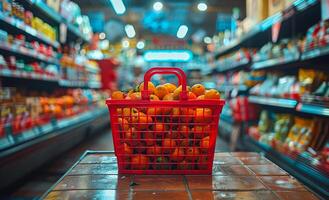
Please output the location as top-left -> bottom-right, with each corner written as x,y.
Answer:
247,0 -> 269,23
268,0 -> 294,16
47,0 -> 61,12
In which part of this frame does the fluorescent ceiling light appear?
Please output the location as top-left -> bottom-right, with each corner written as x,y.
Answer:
153,1 -> 163,11
197,3 -> 207,11
176,25 -> 188,39
144,50 -> 193,62
99,32 -> 106,40
203,36 -> 212,44
125,24 -> 136,38
136,41 -> 145,49
122,39 -> 130,48
109,0 -> 126,15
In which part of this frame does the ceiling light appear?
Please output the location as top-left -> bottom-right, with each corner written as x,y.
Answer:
203,36 -> 212,44
136,41 -> 145,49
122,39 -> 130,48
153,1 -> 163,11
144,50 -> 193,62
197,2 -> 207,11
109,0 -> 126,15
99,32 -> 106,40
176,25 -> 188,39
125,24 -> 136,38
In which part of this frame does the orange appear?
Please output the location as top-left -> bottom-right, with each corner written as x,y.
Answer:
197,95 -> 205,100
131,112 -> 153,129
171,108 -> 180,118
162,138 -> 176,154
162,93 -> 174,101
163,83 -> 177,93
123,143 -> 133,154
153,123 -> 168,137
192,125 -> 210,139
185,147 -> 200,162
177,160 -> 194,170
200,136 -> 210,154
139,82 -> 156,94
118,118 -> 129,131
143,132 -> 155,146
131,155 -> 149,170
173,85 -> 190,100
191,84 -> 206,96
146,145 -> 162,157
122,108 -> 139,118
150,94 -> 160,101
178,125 -> 190,138
188,92 -> 197,100
111,91 -> 124,99
129,92 -> 142,100
194,108 -> 212,123
180,108 -> 195,122
162,93 -> 174,114
170,148 -> 185,162
154,85 -> 169,99
124,127 -> 139,146
204,89 -> 220,99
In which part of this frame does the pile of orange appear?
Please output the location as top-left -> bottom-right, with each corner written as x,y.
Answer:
110,82 -> 221,170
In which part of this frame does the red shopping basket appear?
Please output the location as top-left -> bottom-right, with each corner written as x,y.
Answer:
106,67 -> 225,174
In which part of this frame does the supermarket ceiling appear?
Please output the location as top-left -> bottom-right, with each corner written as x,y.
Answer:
74,0 -> 245,42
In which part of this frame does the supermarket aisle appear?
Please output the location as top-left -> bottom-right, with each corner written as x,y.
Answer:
3,129 -> 229,199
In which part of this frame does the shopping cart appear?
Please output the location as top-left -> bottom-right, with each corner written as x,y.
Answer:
106,67 -> 225,174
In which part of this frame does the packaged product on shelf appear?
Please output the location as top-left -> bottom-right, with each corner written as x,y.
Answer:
258,110 -> 272,134
284,117 -> 314,153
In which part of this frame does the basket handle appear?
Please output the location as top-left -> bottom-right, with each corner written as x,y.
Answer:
142,67 -> 188,100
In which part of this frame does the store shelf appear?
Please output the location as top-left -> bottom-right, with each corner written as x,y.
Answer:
245,135 -> 329,199
296,103 -> 329,117
0,42 -> 59,65
216,58 -> 250,73
59,79 -> 88,88
66,23 -> 89,43
217,85 -> 249,92
301,45 -> 329,61
248,95 -> 298,109
215,0 -> 320,58
0,12 -> 59,48
0,69 -> 58,82
251,54 -> 300,70
0,107 -> 108,154
29,0 -> 63,23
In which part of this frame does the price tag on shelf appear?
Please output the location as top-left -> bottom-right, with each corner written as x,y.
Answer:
60,23 -> 67,43
272,21 -> 281,43
322,0 -> 329,20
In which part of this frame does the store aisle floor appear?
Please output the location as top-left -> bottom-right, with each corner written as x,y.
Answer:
2,129 -> 229,199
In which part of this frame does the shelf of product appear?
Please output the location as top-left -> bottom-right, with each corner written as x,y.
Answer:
215,49 -> 252,72
214,0 -> 320,58
0,87 -> 108,152
248,95 -> 298,109
0,7 -> 59,48
0,41 -> 58,65
296,103 -> 329,117
246,109 -> 329,197
251,38 -> 301,70
247,110 -> 329,175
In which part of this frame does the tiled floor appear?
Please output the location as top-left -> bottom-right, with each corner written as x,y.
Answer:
1,129 -> 230,199
42,152 -> 319,200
